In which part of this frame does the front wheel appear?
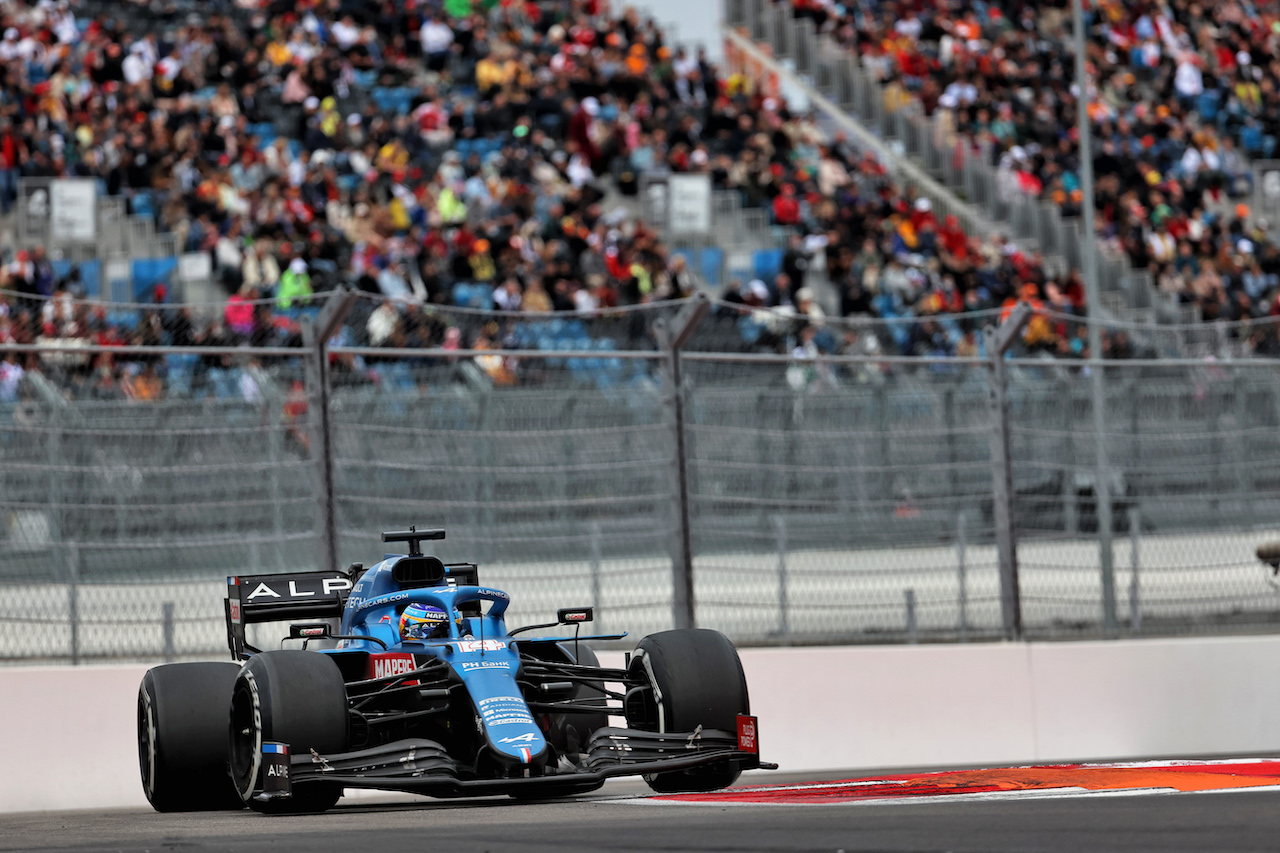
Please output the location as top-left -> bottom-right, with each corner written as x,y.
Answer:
137,662 -> 244,812
626,628 -> 750,793
228,651 -> 349,814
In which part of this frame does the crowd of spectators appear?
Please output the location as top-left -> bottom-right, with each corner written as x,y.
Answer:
783,0 -> 1280,329
4,0 -> 1280,404
0,0 -> 1098,384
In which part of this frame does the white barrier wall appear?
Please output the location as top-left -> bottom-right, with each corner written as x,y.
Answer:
6,635 -> 1280,813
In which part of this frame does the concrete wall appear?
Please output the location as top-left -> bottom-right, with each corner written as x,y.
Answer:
6,635 -> 1280,813
625,0 -> 724,60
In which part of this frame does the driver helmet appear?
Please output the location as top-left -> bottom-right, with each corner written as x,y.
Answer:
399,603 -> 450,641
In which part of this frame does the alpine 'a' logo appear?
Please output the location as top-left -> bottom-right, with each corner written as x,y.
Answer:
499,732 -> 538,744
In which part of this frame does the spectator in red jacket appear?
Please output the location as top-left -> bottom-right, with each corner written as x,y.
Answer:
772,183 -> 802,226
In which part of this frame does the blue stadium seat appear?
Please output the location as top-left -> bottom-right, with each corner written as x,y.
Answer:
737,315 -> 764,345
752,248 -> 785,281
371,87 -> 413,115
130,258 -> 178,300
698,247 -> 724,287
132,193 -> 154,219
1197,90 -> 1221,122
209,367 -> 240,399
51,259 -> 102,298
164,353 -> 199,398
1241,124 -> 1263,155
452,283 -> 494,310
379,361 -> 415,392
106,310 -> 138,332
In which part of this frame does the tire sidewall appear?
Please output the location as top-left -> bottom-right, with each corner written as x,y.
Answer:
230,667 -> 264,803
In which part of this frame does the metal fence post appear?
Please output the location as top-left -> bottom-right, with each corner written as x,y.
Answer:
654,293 -> 710,631
984,302 -> 1032,641
1128,506 -> 1141,636
956,512 -> 968,641
162,602 -> 175,662
944,386 -> 959,498
301,289 -> 357,575
1235,372 -> 1254,530
1062,378 -> 1078,534
774,515 -> 789,639
1074,0 -> 1116,634
67,541 -> 79,665
267,401 -> 287,570
905,589 -> 918,643
589,520 -> 602,624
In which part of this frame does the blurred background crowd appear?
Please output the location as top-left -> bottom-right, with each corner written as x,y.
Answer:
2,0 -> 1279,403
786,0 -> 1280,326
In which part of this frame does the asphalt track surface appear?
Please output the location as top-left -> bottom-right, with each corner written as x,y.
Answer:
7,769 -> 1280,853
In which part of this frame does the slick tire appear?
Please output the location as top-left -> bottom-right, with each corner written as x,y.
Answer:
228,650 -> 348,814
627,629 -> 749,794
137,662 -> 245,812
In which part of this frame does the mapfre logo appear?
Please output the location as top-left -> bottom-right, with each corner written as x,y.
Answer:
367,653 -> 418,684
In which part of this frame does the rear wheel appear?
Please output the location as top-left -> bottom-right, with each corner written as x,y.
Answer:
137,662 -> 244,812
228,650 -> 349,814
627,629 -> 750,793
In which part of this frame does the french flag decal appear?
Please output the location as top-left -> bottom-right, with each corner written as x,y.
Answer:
262,743 -> 289,755
519,747 -> 532,764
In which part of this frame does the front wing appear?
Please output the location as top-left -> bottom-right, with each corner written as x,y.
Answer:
251,726 -> 772,801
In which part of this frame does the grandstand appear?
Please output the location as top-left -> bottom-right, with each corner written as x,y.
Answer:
765,0 -> 1280,327
5,0 -> 1280,660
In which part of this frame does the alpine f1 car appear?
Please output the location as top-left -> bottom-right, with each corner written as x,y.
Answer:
137,527 -> 772,813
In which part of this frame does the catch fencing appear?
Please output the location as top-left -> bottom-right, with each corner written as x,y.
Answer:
4,294 -> 1280,661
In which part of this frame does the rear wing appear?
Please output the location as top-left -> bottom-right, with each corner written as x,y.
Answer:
226,571 -> 353,658
225,563 -> 483,659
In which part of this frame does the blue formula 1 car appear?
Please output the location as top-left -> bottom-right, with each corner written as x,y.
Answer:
136,527 -> 771,813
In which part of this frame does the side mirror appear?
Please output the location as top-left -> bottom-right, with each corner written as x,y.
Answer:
289,623 -> 331,639
557,607 -> 593,625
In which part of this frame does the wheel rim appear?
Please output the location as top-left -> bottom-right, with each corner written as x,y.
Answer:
229,677 -> 262,802
137,690 -> 157,800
